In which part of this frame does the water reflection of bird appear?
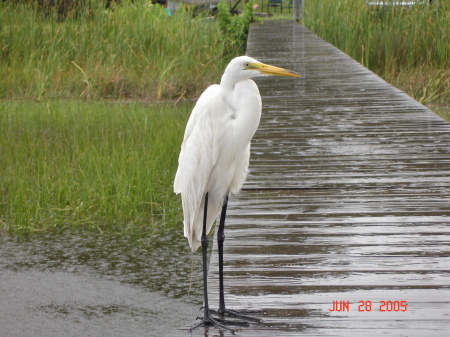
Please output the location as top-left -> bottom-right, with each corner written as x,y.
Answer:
174,55 -> 301,332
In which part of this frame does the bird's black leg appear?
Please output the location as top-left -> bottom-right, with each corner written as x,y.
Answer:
215,195 -> 262,322
217,194 -> 228,315
189,192 -> 235,334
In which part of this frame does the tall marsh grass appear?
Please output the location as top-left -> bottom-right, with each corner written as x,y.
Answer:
0,1 -> 255,234
0,101 -> 190,233
0,1 -> 230,100
304,0 -> 450,105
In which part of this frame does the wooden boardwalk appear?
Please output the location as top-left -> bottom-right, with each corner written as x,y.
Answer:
179,21 -> 450,336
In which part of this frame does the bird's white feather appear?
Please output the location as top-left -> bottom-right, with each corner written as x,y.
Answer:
174,84 -> 223,251
174,56 -> 278,252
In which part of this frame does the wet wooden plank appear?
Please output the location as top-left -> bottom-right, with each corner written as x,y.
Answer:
244,23 -> 450,191
177,21 -> 450,336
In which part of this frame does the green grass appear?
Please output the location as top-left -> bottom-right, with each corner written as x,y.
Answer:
0,1 -> 255,235
303,0 -> 450,107
0,1 -> 230,100
0,100 -> 190,234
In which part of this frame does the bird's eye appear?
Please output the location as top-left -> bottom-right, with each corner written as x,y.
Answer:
244,62 -> 250,68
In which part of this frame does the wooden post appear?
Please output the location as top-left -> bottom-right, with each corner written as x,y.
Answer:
294,0 -> 303,21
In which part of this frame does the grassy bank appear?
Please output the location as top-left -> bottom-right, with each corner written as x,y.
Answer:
0,1 -> 237,100
0,1 -> 255,234
303,0 -> 449,107
0,101 -> 190,234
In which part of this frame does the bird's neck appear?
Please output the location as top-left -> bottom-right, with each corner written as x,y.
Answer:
220,74 -> 235,91
220,79 -> 262,148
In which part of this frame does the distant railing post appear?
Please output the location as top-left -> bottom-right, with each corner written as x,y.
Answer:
294,0 -> 303,21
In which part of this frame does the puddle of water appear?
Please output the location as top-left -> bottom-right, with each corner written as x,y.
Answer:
0,228 -> 204,302
0,228 -> 210,336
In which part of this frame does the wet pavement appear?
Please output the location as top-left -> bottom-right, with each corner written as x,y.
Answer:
0,230 -> 205,337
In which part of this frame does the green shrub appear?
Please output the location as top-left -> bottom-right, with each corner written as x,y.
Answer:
217,0 -> 253,56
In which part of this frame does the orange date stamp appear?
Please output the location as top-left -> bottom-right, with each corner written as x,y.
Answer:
328,300 -> 408,312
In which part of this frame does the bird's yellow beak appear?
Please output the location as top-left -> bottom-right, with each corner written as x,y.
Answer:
251,62 -> 301,77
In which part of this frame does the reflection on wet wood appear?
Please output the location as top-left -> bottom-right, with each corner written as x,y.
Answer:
182,21 -> 450,336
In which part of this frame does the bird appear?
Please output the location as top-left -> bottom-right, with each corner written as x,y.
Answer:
174,55 -> 301,332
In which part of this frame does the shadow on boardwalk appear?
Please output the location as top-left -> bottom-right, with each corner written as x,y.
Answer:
179,21 -> 450,336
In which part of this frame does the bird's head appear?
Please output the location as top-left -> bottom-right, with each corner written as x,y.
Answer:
223,56 -> 301,83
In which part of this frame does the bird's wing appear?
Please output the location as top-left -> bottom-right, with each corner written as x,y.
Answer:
174,85 -> 223,250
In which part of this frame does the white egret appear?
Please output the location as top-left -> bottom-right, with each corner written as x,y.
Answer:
174,55 -> 301,332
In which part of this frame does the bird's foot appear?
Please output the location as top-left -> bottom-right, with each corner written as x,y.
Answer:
189,309 -> 235,334
212,307 -> 264,322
